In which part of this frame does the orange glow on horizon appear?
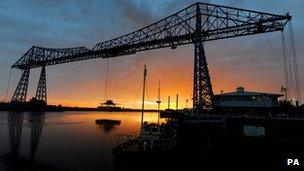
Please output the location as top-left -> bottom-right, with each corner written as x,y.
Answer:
34,45 -> 284,108
47,66 -> 282,109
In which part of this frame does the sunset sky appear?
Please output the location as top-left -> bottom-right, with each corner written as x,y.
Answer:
0,0 -> 303,109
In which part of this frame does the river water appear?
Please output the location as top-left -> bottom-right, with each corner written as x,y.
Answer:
0,111 -> 164,170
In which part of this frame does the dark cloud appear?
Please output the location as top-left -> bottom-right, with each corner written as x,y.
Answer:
112,0 -> 203,27
113,0 -> 155,27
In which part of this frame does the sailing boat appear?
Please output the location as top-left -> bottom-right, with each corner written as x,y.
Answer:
113,65 -> 176,156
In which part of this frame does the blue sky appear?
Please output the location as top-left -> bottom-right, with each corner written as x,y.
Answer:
0,0 -> 303,107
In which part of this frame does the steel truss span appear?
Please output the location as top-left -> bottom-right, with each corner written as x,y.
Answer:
10,2 -> 291,113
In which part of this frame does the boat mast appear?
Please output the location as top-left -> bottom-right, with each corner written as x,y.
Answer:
156,79 -> 161,124
141,65 -> 147,130
168,96 -> 170,109
176,94 -> 179,110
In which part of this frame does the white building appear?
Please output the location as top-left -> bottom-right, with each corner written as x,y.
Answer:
214,87 -> 282,114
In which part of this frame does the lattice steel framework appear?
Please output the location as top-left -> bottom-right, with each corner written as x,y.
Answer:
10,2 -> 291,111
11,68 -> 30,102
35,66 -> 47,102
193,4 -> 213,112
12,46 -> 91,69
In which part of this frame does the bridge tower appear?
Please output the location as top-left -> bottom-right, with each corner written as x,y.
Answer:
11,66 -> 47,103
11,68 -> 30,102
35,66 -> 47,103
193,4 -> 213,113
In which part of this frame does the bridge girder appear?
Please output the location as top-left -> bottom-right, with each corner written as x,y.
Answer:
12,2 -> 290,69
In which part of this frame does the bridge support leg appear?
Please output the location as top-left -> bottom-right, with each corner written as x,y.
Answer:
11,68 -> 30,102
193,38 -> 213,113
35,66 -> 47,103
193,4 -> 213,114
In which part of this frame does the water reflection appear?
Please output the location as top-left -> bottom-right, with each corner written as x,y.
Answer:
29,112 -> 45,160
8,112 -> 24,157
95,120 -> 121,133
0,111 -> 162,171
2,112 -> 56,170
96,119 -> 121,169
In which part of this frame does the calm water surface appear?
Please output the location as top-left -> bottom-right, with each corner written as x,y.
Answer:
0,111 -> 164,170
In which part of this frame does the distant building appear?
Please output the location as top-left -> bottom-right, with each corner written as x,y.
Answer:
97,100 -> 122,111
214,87 -> 282,115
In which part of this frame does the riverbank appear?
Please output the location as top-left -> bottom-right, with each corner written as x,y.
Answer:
0,101 -> 159,112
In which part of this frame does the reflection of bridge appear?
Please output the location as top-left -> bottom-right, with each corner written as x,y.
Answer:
8,112 -> 23,157
9,2 -> 291,113
7,112 -> 45,160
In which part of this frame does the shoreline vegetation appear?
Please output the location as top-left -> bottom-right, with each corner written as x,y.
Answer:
0,98 -> 159,112
1,98 -> 303,115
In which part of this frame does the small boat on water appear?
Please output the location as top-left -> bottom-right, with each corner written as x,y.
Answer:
95,119 -> 121,125
96,119 -> 121,132
113,65 -> 177,157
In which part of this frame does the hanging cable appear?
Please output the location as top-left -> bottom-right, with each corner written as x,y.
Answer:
132,79 -> 143,108
288,21 -> 301,104
145,73 -> 150,108
285,26 -> 296,102
5,68 -> 12,102
104,58 -> 109,101
281,31 -> 289,100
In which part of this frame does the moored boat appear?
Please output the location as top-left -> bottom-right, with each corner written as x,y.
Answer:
113,65 -> 177,157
